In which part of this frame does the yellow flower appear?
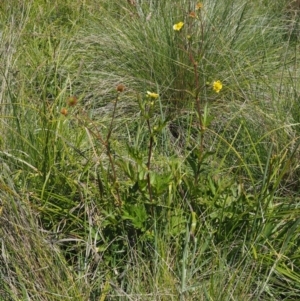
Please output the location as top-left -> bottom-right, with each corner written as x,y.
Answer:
196,3 -> 203,10
212,80 -> 223,93
173,22 -> 184,31
146,91 -> 159,99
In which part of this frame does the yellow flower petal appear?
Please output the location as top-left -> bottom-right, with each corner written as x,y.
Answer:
212,80 -> 223,93
173,22 -> 184,31
146,91 -> 159,99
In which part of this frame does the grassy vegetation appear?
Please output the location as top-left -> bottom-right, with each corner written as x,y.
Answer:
1,0 -> 300,300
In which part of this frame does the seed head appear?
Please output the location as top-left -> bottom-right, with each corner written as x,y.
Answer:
67,96 -> 78,107
61,108 -> 68,116
116,84 -> 125,93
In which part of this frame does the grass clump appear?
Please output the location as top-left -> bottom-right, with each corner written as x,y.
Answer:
1,0 -> 300,300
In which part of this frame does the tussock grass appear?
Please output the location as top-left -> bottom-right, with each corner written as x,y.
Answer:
0,166 -> 87,300
1,0 -> 300,300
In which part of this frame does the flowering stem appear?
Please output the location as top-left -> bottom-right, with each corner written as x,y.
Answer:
106,94 -> 119,142
105,93 -> 122,206
76,95 -> 122,207
187,49 -> 205,154
146,118 -> 153,203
